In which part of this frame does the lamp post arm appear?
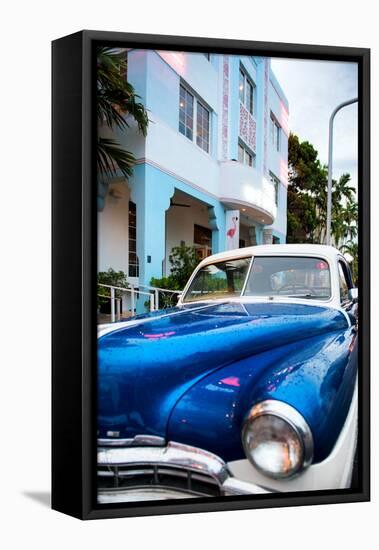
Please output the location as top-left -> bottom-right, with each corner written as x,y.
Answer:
326,97 -> 358,245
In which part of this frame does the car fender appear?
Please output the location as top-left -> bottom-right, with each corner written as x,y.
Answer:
167,328 -> 357,463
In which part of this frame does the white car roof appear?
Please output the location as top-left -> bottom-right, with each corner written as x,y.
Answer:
179,243 -> 353,313
197,244 -> 342,269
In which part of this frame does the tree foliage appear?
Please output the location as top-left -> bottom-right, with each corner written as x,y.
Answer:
150,245 -> 200,308
96,47 -> 149,181
97,268 -> 128,308
287,133 -> 358,250
168,245 -> 199,289
340,240 -> 358,284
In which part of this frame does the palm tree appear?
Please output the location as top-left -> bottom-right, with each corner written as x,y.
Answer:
333,173 -> 355,205
318,173 -> 357,246
343,200 -> 358,242
340,240 -> 358,284
331,214 -> 346,248
340,240 -> 358,256
97,47 -> 149,190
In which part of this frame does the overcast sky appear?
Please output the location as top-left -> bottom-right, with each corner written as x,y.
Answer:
270,58 -> 358,190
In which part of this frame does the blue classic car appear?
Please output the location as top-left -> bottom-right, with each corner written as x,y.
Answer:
97,244 -> 358,502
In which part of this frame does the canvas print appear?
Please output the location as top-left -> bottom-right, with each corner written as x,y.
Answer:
96,46 -> 359,504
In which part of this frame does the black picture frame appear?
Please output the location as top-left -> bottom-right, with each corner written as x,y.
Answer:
52,30 -> 370,520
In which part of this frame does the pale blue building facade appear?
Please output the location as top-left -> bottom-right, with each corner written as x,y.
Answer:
98,49 -> 289,299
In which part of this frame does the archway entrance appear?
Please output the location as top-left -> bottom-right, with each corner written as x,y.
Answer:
165,189 -> 213,274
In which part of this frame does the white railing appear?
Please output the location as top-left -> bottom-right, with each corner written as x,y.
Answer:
98,283 -> 182,323
98,283 -> 154,323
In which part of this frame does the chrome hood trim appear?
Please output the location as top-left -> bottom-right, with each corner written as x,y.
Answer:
98,434 -> 165,447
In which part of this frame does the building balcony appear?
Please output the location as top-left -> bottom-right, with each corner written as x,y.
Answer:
219,160 -> 277,225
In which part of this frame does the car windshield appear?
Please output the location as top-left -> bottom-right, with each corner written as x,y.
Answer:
183,257 -> 251,303
243,256 -> 331,300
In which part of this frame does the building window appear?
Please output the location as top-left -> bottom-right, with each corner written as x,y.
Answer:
270,172 -> 280,206
239,67 -> 255,115
238,142 -> 255,167
270,112 -> 281,152
239,69 -> 245,103
119,49 -> 128,80
179,84 -> 194,140
128,201 -> 139,278
194,224 -> 212,260
179,83 -> 210,153
196,101 -> 210,152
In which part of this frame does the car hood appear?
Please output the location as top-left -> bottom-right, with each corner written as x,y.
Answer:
98,301 -> 348,439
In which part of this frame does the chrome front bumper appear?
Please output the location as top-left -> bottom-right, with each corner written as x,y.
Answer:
98,440 -> 270,503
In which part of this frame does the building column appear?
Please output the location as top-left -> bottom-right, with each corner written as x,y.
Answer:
208,203 -> 226,254
129,164 -> 175,289
262,228 -> 273,244
248,225 -> 257,246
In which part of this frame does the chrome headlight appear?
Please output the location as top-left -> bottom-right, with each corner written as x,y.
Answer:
242,400 -> 314,479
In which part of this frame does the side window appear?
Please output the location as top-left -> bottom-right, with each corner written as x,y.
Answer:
338,261 -> 351,305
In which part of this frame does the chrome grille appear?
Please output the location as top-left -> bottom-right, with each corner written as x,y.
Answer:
97,441 -> 270,501
98,463 -> 221,497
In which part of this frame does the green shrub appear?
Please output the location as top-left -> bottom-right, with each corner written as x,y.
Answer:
168,244 -> 199,288
97,268 -> 128,309
150,245 -> 200,309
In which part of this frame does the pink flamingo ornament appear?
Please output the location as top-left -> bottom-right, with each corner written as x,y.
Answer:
227,216 -> 238,239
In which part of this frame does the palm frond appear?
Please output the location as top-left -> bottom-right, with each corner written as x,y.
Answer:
97,138 -> 136,179
96,47 -> 149,184
97,47 -> 149,135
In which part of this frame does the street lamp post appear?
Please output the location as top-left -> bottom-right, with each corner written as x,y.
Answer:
326,97 -> 358,245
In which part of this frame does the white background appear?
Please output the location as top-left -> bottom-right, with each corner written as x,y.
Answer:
0,0 -> 376,548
